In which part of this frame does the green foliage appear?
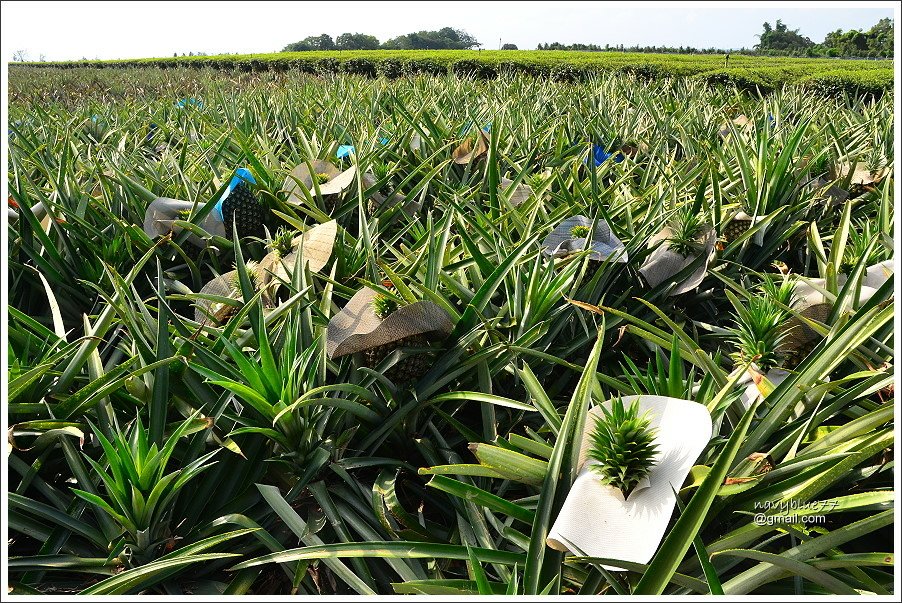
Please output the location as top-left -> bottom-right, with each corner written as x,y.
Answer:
823,18 -> 893,58
336,32 -> 380,51
586,398 -> 659,497
14,51 -> 893,98
267,227 -> 296,258
6,65 -> 895,596
756,19 -> 815,52
728,295 -> 788,372
570,224 -> 591,239
666,205 -> 705,257
382,27 -> 480,50
72,414 -> 219,565
283,33 -> 335,52
371,292 -> 399,319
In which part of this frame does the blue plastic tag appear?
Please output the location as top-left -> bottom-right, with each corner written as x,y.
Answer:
214,168 -> 257,221
586,143 -> 624,167
336,145 -> 356,158
458,122 -> 493,137
177,98 -> 204,109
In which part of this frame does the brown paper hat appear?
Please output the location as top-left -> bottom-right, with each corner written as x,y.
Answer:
194,262 -> 270,324
143,197 -> 226,248
283,161 -> 356,205
257,220 -> 337,289
327,287 -> 454,359
834,161 -> 887,187
499,177 -> 533,208
541,215 -> 628,263
452,130 -> 490,165
362,170 -> 422,217
194,270 -> 242,324
808,176 -> 850,206
639,226 -> 717,296
718,114 -> 752,138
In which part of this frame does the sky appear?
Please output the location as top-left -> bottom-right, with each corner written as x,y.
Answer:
1,1 -> 896,62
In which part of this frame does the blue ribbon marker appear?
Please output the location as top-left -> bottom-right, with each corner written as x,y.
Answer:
458,121 -> 493,137
214,168 -> 256,221
177,98 -> 204,109
379,137 -> 390,145
336,145 -> 356,159
586,143 -> 625,167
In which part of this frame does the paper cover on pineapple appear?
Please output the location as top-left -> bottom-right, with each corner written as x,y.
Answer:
452,129 -> 489,165
862,259 -> 893,290
738,366 -> 829,418
546,395 -> 712,570
364,170 -> 422,217
541,215 -> 628,263
499,177 -> 533,208
327,287 -> 454,359
639,226 -> 716,295
143,197 -> 226,248
194,271 -> 242,324
283,160 -> 355,205
718,114 -> 752,138
778,301 -> 831,363
834,161 -> 887,186
257,220 -> 338,289
326,287 -> 454,358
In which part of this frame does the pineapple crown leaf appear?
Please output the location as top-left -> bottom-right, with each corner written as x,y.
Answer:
729,295 -> 787,371
667,206 -> 705,257
371,292 -> 401,319
229,260 -> 260,290
586,397 -> 659,497
570,224 -> 591,239
268,227 -> 297,258
758,273 -> 796,310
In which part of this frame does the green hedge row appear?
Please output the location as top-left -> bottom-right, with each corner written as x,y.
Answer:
16,51 -> 892,98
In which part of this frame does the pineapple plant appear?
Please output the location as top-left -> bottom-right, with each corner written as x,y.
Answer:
371,292 -> 400,319
666,205 -> 705,257
362,333 -> 433,383
586,397 -> 660,498
195,261 -> 261,325
221,181 -> 266,239
839,218 -> 888,275
729,294 -> 788,372
361,290 -> 433,382
267,226 -> 296,259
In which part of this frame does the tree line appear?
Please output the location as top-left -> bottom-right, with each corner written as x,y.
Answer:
537,18 -> 893,58
282,28 -> 481,51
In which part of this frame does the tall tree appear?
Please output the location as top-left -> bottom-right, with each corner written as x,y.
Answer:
382,27 -> 480,50
756,20 -> 813,51
282,34 -> 335,52
336,33 -> 380,50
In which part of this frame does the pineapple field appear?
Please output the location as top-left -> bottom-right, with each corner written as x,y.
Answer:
5,65 -> 896,596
